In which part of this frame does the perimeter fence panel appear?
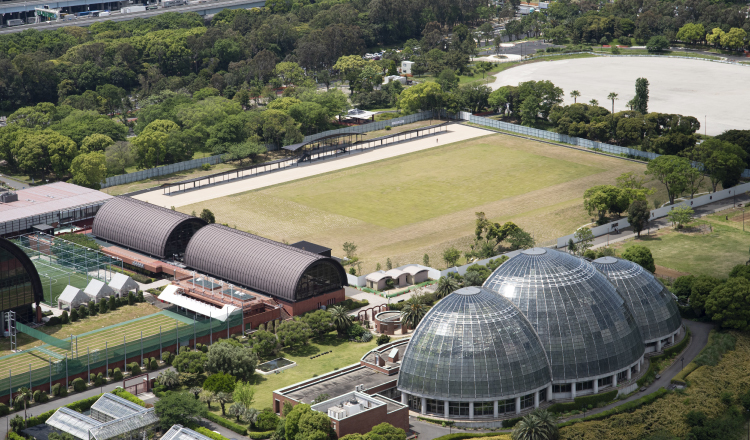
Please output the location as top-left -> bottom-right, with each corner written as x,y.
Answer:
102,155 -> 224,188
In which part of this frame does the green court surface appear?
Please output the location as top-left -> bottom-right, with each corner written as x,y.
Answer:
0,312 -> 194,382
33,260 -> 93,305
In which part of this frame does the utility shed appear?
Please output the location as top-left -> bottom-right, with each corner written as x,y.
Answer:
57,285 -> 89,310
108,273 -> 138,298
83,279 -> 114,303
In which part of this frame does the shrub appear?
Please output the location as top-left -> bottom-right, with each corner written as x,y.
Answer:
70,308 -> 79,322
94,374 -> 103,387
88,300 -> 97,316
205,412 -> 248,435
59,385 -> 68,397
38,392 -> 49,403
246,431 -> 276,440
361,332 -> 373,342
72,378 -> 87,392
46,316 -> 61,326
0,403 -> 8,416
137,291 -> 144,302
61,310 -> 69,324
255,409 -> 280,431
548,390 -> 618,413
385,126 -> 392,130
150,359 -> 159,370
112,389 -> 146,407
201,163 -> 212,171
502,416 -> 523,428
128,292 -> 135,305
79,305 -> 88,318
163,351 -> 173,364
556,388 -> 670,428
99,300 -> 108,314
131,363 -> 142,375
113,368 -> 123,381
51,383 -> 61,396
694,331 -> 736,366
33,390 -> 41,402
376,334 -> 391,345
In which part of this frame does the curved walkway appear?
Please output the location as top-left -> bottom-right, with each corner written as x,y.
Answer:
409,319 -> 713,440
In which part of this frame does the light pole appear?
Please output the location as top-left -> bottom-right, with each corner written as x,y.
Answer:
680,357 -> 684,371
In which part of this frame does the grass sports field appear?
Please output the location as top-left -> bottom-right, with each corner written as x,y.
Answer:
179,133 -> 670,271
0,311 -> 192,380
33,260 -> 92,306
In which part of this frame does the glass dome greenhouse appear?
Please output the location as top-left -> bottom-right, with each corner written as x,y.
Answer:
397,286 -> 552,401
592,256 -> 682,344
483,248 -> 644,382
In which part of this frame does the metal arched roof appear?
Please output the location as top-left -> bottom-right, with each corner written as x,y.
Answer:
184,224 -> 346,302
92,197 -> 207,259
0,237 -> 44,306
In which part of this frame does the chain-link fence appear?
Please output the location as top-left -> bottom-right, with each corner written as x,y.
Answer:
302,110 -> 437,143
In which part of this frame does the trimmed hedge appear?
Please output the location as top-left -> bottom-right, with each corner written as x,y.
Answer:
501,416 -> 522,428
548,390 -> 618,414
637,355 -> 662,387
196,427 -> 230,440
417,416 -> 454,426
9,432 -> 26,440
433,433 -> 508,440
664,327 -> 691,358
247,431 -> 276,440
113,389 -> 147,407
72,377 -> 87,392
205,412 -> 248,435
557,388 -> 670,428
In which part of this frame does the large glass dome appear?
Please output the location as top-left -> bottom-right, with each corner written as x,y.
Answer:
592,257 -> 682,343
483,248 -> 644,382
398,286 -> 551,401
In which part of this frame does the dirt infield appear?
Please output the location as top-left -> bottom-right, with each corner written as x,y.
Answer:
178,133 -> 666,271
491,57 -> 750,135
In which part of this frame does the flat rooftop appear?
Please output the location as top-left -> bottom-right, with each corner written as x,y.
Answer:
281,366 -> 396,404
0,182 -> 112,223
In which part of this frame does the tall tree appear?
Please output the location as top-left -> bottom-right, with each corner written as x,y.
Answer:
627,200 -> 650,237
633,77 -> 649,114
645,155 -> 690,204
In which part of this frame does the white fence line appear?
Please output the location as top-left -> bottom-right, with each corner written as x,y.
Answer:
102,154 -> 223,188
302,110 -> 437,143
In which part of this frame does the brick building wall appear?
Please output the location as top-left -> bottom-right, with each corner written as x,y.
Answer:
276,289 -> 345,316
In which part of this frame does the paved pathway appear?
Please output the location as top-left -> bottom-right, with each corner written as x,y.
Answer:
133,124 -> 490,208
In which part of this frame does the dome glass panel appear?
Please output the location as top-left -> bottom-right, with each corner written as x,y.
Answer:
483,248 -> 644,381
592,257 -> 682,343
398,286 -> 551,400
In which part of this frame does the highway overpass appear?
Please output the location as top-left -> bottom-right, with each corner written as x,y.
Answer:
0,0 -> 264,33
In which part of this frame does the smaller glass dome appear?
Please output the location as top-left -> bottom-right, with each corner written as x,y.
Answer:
592,257 -> 682,343
397,286 -> 551,401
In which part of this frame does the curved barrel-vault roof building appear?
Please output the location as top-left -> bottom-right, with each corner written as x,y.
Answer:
92,197 -> 206,259
483,248 -> 644,384
0,237 -> 44,324
184,224 -> 347,313
593,256 -> 682,352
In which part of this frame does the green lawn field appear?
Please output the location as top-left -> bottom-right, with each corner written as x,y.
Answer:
616,209 -> 750,278
180,134 -> 662,272
271,143 -> 603,229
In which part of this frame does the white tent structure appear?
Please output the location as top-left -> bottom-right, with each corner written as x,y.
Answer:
108,273 -> 139,298
84,279 -> 114,303
158,285 -> 239,321
58,285 -> 89,310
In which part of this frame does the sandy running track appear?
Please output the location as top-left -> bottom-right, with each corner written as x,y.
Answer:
490,56 -> 750,135
133,124 -> 490,208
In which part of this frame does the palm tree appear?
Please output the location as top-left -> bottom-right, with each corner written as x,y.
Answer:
512,409 -> 559,440
607,92 -> 618,137
14,387 -> 32,422
157,370 -> 179,389
400,295 -> 428,329
570,90 -> 580,103
215,391 -> 233,416
589,99 -> 599,106
435,276 -> 460,299
329,305 -> 352,335
199,390 -> 215,410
